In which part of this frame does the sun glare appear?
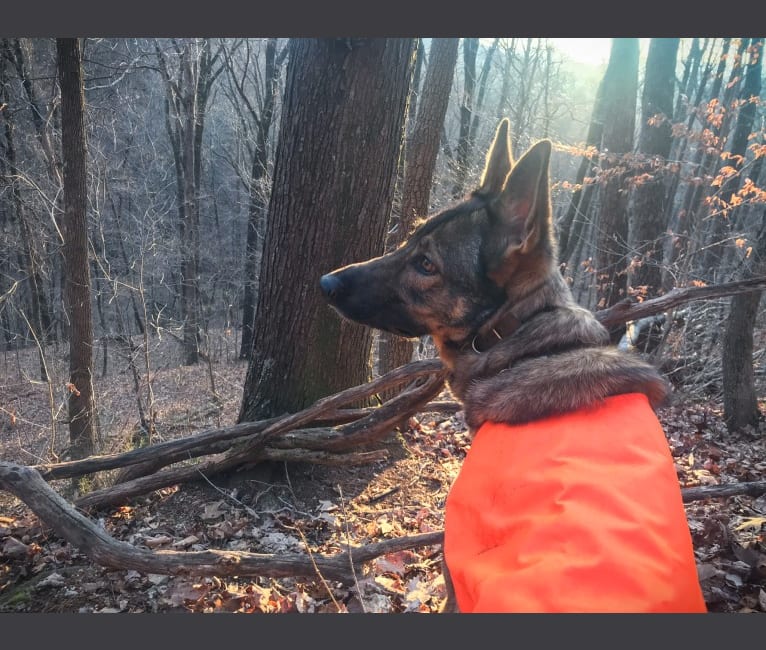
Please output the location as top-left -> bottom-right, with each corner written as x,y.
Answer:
550,38 -> 612,66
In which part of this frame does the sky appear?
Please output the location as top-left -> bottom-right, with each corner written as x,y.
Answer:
550,38 -> 652,67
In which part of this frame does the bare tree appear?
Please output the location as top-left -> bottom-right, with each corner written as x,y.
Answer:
450,38 -> 478,198
154,38 -> 224,365
217,39 -> 285,360
57,38 -> 98,460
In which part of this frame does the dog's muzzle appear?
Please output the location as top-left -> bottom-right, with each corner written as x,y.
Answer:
319,273 -> 344,305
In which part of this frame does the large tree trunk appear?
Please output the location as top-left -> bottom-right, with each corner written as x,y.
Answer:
378,38 -> 459,377
239,38 -> 415,423
593,38 -> 639,311
57,38 -> 97,460
628,38 -> 680,298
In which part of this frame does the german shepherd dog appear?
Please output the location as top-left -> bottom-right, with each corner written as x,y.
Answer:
320,120 -> 705,612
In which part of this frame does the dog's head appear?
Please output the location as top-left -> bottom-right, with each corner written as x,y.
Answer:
320,119 -> 558,356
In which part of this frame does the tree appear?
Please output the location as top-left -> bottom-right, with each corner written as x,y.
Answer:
628,38 -> 680,298
378,38 -> 459,376
557,75 -> 608,263
685,38 -> 749,280
155,38 -> 223,365
593,38 -> 640,311
239,38 -> 416,423
57,38 -> 98,460
720,37 -> 763,432
220,39 -> 285,360
0,43 -> 51,378
450,38 -> 479,198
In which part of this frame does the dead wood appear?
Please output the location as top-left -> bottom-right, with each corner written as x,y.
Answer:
595,276 -> 766,328
7,453 -> 763,586
0,461 -> 442,581
681,480 -> 766,503
72,372 -> 445,510
29,360 -> 445,510
30,359 -> 446,486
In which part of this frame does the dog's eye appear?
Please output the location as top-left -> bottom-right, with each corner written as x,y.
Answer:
417,255 -> 437,275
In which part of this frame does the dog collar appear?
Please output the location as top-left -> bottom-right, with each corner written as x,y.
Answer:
470,306 -> 523,353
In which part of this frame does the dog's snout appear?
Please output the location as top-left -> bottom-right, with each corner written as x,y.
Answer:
320,273 -> 344,302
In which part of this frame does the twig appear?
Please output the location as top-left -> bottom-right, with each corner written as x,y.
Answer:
681,480 -> 766,503
338,484 -> 365,613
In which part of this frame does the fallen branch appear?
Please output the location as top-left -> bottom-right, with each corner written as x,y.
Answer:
30,359 -> 446,487
67,365 -> 447,510
596,276 -> 766,328
0,461 -> 442,581
681,480 -> 766,503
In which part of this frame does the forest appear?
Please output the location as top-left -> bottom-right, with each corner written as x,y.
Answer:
1,37 -> 766,613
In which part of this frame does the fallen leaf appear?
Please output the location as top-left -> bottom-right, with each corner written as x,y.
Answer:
2,537 -> 31,560
734,516 -> 766,532
697,563 -> 720,581
201,501 -> 227,521
37,572 -> 67,588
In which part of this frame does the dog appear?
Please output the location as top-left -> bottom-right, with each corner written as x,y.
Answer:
320,119 -> 706,613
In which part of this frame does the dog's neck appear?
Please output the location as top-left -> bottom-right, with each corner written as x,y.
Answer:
471,270 -> 575,353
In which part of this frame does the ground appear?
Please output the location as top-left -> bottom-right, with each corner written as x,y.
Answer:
1,332 -> 766,613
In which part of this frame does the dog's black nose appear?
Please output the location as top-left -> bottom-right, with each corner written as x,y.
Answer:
320,273 -> 343,302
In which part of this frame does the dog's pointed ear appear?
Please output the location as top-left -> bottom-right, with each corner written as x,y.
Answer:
477,119 -> 513,196
485,140 -> 553,279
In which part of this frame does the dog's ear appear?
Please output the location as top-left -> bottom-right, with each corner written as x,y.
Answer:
477,119 -> 513,196
494,139 -> 552,255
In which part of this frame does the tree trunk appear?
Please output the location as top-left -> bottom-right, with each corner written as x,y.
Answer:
558,69 -> 608,263
57,38 -> 97,460
378,38 -> 459,377
664,39 -> 729,287
179,45 -> 201,365
594,38 -> 639,311
239,38 -> 415,423
451,38 -> 478,198
722,218 -> 766,432
720,38 -> 764,432
628,38 -> 679,298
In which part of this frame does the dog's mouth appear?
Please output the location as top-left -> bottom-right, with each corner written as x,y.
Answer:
320,271 -> 427,338
335,307 -> 423,339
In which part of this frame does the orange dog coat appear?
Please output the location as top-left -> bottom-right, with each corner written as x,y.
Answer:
443,393 -> 706,613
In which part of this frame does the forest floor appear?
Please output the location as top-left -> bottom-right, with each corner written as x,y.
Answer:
1,331 -> 766,614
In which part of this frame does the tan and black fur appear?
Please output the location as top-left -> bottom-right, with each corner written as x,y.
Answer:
320,118 -> 669,433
